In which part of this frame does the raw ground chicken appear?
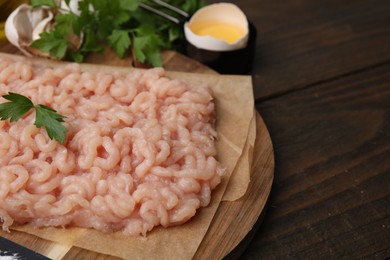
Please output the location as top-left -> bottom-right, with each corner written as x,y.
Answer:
0,57 -> 223,236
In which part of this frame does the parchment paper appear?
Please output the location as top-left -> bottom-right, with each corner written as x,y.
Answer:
1,53 -> 255,259
222,108 -> 256,201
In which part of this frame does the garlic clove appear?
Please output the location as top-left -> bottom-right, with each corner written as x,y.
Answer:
5,4 -> 31,48
61,0 -> 81,16
60,0 -> 94,16
32,11 -> 54,41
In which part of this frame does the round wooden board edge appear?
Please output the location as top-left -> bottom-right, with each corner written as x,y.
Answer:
194,112 -> 275,259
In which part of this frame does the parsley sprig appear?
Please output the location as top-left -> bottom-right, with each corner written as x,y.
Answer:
0,92 -> 67,144
29,0 -> 204,66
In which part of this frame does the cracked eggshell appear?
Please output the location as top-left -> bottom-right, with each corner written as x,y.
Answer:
184,3 -> 249,51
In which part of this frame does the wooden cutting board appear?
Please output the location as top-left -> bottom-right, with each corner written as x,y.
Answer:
0,43 -> 274,259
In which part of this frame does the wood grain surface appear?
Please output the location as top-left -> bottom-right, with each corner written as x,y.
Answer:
211,0 -> 390,258
246,64 -> 390,259
227,0 -> 390,259
209,0 -> 390,100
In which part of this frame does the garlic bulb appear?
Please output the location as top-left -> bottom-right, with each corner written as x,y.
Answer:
5,1 -> 83,58
5,4 -> 55,56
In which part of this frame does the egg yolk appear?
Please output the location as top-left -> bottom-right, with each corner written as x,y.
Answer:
190,21 -> 245,44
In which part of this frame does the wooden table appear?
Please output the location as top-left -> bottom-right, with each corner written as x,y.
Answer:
1,0 -> 390,258
228,0 -> 390,258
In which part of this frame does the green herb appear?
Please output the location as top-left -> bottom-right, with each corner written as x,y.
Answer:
29,0 -> 205,66
0,92 -> 67,144
31,0 -> 57,8
108,29 -> 132,58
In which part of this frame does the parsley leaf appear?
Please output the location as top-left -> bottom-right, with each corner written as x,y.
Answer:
133,37 -> 162,67
29,0 -> 203,66
30,32 -> 69,59
0,92 -> 67,144
35,105 -> 67,144
0,92 -> 34,122
31,0 -> 57,8
133,30 -> 163,67
79,29 -> 104,53
54,13 -> 78,37
108,30 -> 131,58
119,0 -> 139,11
